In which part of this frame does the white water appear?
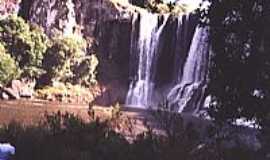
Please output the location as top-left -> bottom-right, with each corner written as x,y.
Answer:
126,11 -> 210,113
63,0 -> 76,35
126,12 -> 170,108
167,26 -> 210,113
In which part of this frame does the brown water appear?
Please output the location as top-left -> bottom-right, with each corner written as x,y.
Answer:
0,100 -> 90,125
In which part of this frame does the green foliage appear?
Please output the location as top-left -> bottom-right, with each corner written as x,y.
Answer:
43,35 -> 98,85
201,0 -> 270,124
72,54 -> 99,84
0,42 -> 20,85
0,15 -> 98,86
142,0 -> 188,14
201,1 -> 270,156
0,15 -> 49,78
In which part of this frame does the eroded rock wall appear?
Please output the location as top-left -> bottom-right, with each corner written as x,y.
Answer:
0,0 -> 20,17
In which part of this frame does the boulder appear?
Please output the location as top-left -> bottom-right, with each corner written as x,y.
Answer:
2,87 -> 20,100
0,80 -> 35,100
19,80 -> 35,98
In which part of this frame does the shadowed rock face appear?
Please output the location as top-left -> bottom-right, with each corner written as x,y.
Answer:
19,0 -> 132,37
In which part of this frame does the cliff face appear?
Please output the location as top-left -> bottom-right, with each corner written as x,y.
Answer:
18,0 -> 132,37
0,0 -> 20,17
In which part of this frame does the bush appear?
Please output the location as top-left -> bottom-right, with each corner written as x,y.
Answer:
42,35 -> 98,85
0,15 -> 98,87
0,107 -> 263,160
0,42 -> 20,85
0,111 -> 130,160
143,0 -> 189,14
0,15 -> 49,78
72,54 -> 99,85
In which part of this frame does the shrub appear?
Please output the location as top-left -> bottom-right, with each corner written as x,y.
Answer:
0,107 -> 263,160
42,35 -> 98,85
0,111 -> 130,160
0,42 -> 20,85
0,15 -> 98,86
144,0 -> 189,14
72,54 -> 99,85
0,15 -> 49,78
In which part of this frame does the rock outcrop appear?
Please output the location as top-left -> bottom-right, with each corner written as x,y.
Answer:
0,80 -> 35,100
0,0 -> 20,17
18,0 -> 133,37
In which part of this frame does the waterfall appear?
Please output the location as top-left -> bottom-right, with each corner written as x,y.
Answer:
63,0 -> 76,35
126,10 -> 210,113
167,26 -> 210,113
126,12 -> 170,108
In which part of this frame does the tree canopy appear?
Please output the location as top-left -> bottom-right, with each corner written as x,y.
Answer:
201,0 -> 270,125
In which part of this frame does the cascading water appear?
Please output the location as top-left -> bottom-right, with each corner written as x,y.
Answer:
126,12 -> 170,108
126,10 -> 210,113
167,26 -> 210,113
63,0 -> 76,35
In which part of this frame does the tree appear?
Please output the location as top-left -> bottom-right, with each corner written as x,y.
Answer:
0,42 -> 20,85
201,0 -> 270,124
0,15 -> 49,79
42,35 -> 98,85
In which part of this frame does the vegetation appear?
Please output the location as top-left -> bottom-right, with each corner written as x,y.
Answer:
201,0 -> 270,123
145,0 -> 189,14
0,104 -> 262,160
0,15 -> 98,87
0,15 -> 48,79
200,0 -> 270,157
0,42 -> 20,85
130,0 -> 189,14
42,35 -> 98,85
